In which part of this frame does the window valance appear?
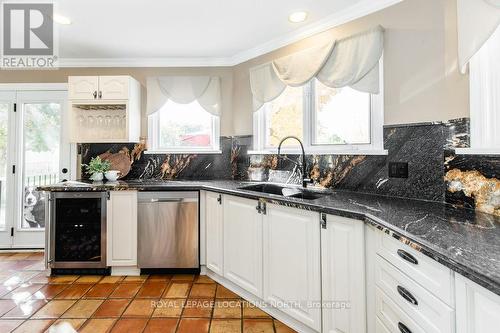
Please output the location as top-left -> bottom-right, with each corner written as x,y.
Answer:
147,76 -> 221,116
457,0 -> 500,73
249,26 -> 384,111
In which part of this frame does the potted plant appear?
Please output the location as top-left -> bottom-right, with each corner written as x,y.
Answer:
83,156 -> 111,181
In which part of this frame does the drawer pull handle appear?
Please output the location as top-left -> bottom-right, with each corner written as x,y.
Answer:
397,285 -> 418,306
398,322 -> 412,333
397,249 -> 418,265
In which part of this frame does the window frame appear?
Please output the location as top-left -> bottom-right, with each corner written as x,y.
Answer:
146,104 -> 221,154
456,25 -> 500,156
250,58 -> 386,155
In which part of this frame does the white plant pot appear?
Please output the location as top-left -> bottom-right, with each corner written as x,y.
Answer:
90,172 -> 104,181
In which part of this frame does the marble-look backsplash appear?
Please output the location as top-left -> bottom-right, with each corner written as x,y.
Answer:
80,136 -> 252,181
246,118 -> 470,202
80,117 -> 500,216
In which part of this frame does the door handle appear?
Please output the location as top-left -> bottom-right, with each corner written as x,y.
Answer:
98,91 -> 102,99
93,91 -> 97,99
143,198 -> 183,203
397,285 -> 418,306
398,322 -> 412,333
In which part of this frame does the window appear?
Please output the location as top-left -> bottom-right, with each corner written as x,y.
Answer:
253,78 -> 384,154
457,24 -> 500,155
148,100 -> 220,153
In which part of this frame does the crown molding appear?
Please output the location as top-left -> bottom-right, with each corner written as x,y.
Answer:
57,57 -> 234,68
58,0 -> 403,68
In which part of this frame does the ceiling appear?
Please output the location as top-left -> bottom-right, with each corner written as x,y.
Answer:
54,0 -> 401,67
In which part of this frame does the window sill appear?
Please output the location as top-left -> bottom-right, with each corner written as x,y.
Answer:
247,149 -> 388,156
454,148 -> 500,155
144,149 -> 222,155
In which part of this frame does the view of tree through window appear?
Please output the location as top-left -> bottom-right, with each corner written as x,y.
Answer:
314,81 -> 370,145
264,86 -> 303,147
256,79 -> 373,151
158,100 -> 214,148
23,102 -> 61,229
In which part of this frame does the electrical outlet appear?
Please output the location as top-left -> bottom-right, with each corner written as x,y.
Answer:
388,162 -> 408,178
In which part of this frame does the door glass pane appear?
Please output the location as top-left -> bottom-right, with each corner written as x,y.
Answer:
22,103 -> 61,229
0,103 -> 8,230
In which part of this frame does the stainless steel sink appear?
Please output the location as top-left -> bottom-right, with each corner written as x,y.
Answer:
238,183 -> 326,200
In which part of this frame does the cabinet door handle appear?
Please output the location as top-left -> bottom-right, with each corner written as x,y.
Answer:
397,285 -> 418,306
98,91 -> 102,99
398,322 -> 412,333
255,202 -> 261,214
93,91 -> 97,99
397,249 -> 418,265
217,194 -> 222,205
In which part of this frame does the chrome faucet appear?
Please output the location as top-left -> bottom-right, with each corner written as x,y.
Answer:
277,136 -> 312,188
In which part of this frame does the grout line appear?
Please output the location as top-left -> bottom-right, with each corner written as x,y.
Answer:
3,257 -> 295,332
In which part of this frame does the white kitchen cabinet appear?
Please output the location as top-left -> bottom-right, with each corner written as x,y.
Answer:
107,191 -> 138,267
321,214 -> 366,333
456,273 -> 500,333
223,195 -> 263,298
68,76 -> 99,100
263,203 -> 321,332
68,75 -> 141,143
206,192 -> 224,275
68,75 -> 133,100
98,76 -> 130,99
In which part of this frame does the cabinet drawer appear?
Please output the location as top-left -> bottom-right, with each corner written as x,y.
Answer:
375,317 -> 390,333
375,231 -> 453,305
375,255 -> 454,333
376,287 -> 426,333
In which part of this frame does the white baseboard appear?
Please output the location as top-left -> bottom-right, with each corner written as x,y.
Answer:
206,269 -> 319,333
111,266 -> 140,276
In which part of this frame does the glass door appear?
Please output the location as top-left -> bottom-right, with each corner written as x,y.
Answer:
0,92 -> 16,247
13,91 -> 70,248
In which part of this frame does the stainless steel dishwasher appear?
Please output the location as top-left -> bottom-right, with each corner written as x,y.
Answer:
137,191 -> 199,270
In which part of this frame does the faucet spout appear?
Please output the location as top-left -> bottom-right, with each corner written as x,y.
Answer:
277,136 -> 311,188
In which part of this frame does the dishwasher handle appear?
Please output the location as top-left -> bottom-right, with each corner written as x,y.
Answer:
138,198 -> 183,203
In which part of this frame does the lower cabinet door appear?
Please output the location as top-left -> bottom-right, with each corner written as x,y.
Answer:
263,203 -> 321,331
456,273 -> 500,333
107,191 -> 138,266
321,214 -> 366,333
205,192 -> 224,275
223,195 -> 263,298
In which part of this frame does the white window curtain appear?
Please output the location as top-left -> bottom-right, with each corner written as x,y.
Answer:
469,24 -> 500,149
249,26 -> 384,111
147,76 -> 221,116
457,0 -> 500,73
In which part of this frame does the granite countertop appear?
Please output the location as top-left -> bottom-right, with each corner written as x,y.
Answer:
39,179 -> 500,296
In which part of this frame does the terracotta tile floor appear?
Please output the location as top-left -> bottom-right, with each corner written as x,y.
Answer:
0,252 -> 297,333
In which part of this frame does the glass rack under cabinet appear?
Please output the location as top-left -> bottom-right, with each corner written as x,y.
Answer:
70,103 -> 129,142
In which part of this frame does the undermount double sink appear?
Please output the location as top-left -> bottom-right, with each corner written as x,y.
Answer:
238,183 -> 327,200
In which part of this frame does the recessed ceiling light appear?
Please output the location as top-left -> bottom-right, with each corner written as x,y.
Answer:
288,11 -> 308,23
53,14 -> 72,25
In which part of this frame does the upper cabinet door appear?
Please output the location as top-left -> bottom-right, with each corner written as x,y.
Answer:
223,195 -> 263,298
263,203 -> 321,331
68,76 -> 99,100
99,76 -> 130,100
